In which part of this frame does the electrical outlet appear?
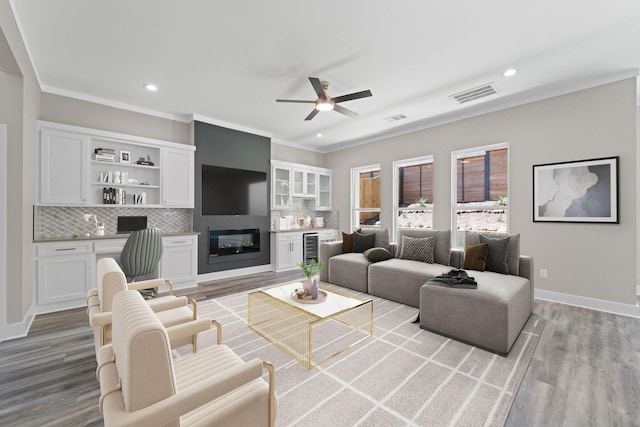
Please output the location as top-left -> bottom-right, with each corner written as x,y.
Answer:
539,268 -> 548,279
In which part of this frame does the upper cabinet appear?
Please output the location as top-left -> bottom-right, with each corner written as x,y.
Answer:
271,160 -> 331,210
39,129 -> 89,205
272,164 -> 292,209
162,148 -> 195,207
37,121 -> 195,208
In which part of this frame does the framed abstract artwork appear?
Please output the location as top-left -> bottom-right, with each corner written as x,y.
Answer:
533,156 -> 618,223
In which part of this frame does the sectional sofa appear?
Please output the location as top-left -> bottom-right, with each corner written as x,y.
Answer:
319,227 -> 534,353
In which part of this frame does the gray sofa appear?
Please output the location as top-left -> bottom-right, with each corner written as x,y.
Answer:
319,228 -> 534,354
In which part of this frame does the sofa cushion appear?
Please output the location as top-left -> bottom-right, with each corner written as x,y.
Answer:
368,258 -> 447,307
359,227 -> 390,251
328,253 -> 371,292
364,247 -> 393,263
398,235 -> 435,263
479,234 -> 510,274
466,231 -> 520,275
353,232 -> 376,253
463,243 -> 488,271
342,232 -> 355,253
397,229 -> 450,266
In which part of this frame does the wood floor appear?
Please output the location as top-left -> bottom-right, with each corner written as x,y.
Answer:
1,271 -> 638,427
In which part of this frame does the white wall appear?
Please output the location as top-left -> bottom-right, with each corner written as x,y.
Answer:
271,141 -> 326,167
0,123 -> 6,339
326,79 -> 637,309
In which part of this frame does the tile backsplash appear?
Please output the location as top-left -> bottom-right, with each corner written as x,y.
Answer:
34,206 -> 193,239
270,198 -> 339,230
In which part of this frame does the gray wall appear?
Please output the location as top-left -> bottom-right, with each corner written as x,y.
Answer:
326,79 -> 637,306
271,142 -> 326,167
194,121 -> 271,273
40,93 -> 192,145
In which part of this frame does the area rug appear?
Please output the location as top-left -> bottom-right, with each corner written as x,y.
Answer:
174,283 -> 544,427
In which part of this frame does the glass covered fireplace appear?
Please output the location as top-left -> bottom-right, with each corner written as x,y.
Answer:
209,228 -> 260,257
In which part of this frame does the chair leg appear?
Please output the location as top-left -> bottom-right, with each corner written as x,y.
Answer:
263,361 -> 276,427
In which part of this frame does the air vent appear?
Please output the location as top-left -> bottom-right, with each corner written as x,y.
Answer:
384,114 -> 408,123
450,83 -> 499,104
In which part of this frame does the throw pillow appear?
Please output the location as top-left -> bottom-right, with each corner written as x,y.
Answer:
352,232 -> 376,253
479,234 -> 510,274
398,235 -> 435,263
363,247 -> 393,263
342,232 -> 354,253
463,243 -> 489,271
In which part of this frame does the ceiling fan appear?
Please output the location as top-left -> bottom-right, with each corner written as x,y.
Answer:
276,77 -> 373,121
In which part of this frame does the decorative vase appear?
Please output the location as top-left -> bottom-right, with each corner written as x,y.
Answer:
113,171 -> 121,184
303,277 -> 313,297
311,276 -> 319,299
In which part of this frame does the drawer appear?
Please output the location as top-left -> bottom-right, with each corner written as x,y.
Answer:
37,241 -> 93,256
275,232 -> 302,243
163,235 -> 197,247
94,239 -> 127,254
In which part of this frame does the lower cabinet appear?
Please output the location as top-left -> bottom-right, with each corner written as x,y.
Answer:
160,235 -> 198,287
36,241 -> 95,310
271,232 -> 303,272
34,234 -> 198,313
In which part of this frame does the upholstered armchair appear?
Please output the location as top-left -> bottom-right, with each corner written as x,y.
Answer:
87,257 -> 221,352
98,290 -> 276,427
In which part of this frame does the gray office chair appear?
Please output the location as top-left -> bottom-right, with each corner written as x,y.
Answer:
120,228 -> 163,298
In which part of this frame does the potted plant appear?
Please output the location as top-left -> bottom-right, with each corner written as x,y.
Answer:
298,259 -> 324,299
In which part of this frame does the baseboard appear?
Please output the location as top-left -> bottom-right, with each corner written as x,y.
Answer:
1,305 -> 36,342
197,264 -> 272,284
535,288 -> 640,318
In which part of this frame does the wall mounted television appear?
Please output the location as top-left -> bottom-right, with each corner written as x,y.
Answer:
201,164 -> 268,216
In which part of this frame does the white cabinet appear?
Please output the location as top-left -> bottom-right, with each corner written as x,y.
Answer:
271,232 -> 303,271
161,235 -> 198,287
37,121 -> 195,208
316,172 -> 332,210
36,241 -> 94,308
292,168 -> 316,198
162,148 -> 194,207
318,229 -> 338,243
39,128 -> 89,205
272,164 -> 292,209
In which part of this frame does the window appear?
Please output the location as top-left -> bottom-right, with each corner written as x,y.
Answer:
393,156 -> 433,240
351,165 -> 381,229
451,144 -> 509,247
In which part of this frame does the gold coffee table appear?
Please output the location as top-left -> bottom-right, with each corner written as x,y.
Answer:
248,282 -> 373,368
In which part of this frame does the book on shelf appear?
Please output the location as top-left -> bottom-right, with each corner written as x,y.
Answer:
96,154 -> 115,162
135,160 -> 155,166
94,147 -> 116,154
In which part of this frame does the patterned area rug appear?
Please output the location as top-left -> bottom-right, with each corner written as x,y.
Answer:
174,283 -> 544,427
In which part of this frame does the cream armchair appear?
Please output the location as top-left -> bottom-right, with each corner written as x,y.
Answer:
98,290 -> 276,427
87,257 -> 221,352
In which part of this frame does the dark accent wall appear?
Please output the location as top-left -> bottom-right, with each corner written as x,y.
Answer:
194,121 -> 270,274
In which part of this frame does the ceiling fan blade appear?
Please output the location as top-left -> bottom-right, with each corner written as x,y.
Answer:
334,104 -> 358,118
276,99 -> 316,104
332,89 -> 373,104
304,109 -> 320,121
308,77 -> 327,100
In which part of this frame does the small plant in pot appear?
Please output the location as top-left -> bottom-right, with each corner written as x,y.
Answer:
298,259 -> 324,299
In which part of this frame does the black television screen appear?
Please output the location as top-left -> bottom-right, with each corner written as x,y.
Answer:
201,165 -> 268,216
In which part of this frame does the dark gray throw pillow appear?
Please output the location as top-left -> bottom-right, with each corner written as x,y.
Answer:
480,234 -> 510,274
352,232 -> 376,253
363,247 -> 393,263
398,235 -> 435,263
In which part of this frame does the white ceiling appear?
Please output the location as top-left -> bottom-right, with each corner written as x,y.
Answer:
9,1 -> 640,152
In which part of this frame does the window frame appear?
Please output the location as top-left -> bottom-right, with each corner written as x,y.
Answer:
351,164 -> 381,231
450,142 -> 510,248
392,155 -> 434,242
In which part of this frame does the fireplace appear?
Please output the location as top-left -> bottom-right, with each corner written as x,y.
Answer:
209,228 -> 260,257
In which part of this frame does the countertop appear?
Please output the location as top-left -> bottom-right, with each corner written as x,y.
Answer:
269,228 -> 337,233
34,231 -> 200,243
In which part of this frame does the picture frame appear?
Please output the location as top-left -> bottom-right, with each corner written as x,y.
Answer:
120,150 -> 131,164
533,156 -> 618,223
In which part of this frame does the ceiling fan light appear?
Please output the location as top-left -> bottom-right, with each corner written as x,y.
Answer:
315,100 -> 334,111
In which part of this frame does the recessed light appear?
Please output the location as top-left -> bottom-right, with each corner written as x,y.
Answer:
503,68 -> 517,77
316,133 -> 323,138
143,83 -> 158,91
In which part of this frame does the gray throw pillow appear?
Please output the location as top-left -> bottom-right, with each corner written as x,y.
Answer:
352,232 -> 376,253
479,234 -> 510,274
363,247 -> 393,263
398,235 -> 435,263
